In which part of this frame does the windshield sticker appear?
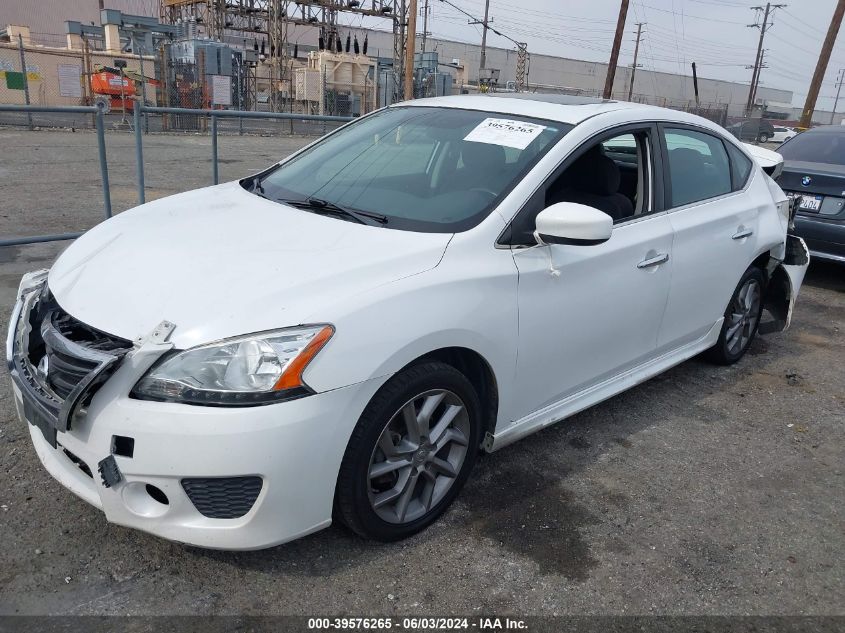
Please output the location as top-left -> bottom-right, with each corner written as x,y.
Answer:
463,118 -> 547,150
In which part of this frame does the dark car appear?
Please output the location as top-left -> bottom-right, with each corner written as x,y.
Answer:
776,125 -> 845,263
727,119 -> 776,143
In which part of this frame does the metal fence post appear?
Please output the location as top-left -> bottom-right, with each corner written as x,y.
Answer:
17,35 -> 33,130
211,113 -> 219,185
95,103 -> 113,218
134,104 -> 145,204
136,43 -> 149,134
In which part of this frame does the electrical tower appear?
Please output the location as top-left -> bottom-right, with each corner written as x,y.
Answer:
516,42 -> 527,91
159,1 -> 405,106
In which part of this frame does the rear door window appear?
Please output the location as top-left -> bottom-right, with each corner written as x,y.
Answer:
664,128 -> 732,207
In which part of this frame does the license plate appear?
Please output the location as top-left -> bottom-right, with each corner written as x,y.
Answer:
798,195 -> 822,212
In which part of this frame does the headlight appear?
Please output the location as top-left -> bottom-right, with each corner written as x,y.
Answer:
131,324 -> 334,406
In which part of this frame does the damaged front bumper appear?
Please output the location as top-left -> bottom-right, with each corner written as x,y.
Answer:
6,272 -> 381,549
760,234 -> 810,334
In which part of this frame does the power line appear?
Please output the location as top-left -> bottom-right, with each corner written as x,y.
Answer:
637,3 -> 748,25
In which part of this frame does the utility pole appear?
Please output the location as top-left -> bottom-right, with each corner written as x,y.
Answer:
800,0 -> 845,128
421,0 -> 430,53
470,0 -> 492,70
404,0 -> 418,100
750,49 -> 768,108
17,34 -> 32,130
832,68 -> 845,124
439,0 -> 524,89
604,0 -> 630,99
745,3 -> 786,114
692,62 -> 700,108
628,22 -> 644,101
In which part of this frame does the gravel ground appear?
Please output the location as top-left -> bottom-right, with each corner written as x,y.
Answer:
0,130 -> 842,617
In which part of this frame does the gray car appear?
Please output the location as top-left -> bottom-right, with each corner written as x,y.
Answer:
776,125 -> 845,263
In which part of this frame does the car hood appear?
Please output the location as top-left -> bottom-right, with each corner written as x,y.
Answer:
48,182 -> 452,348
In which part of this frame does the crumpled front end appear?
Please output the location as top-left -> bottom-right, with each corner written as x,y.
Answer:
6,270 -> 381,549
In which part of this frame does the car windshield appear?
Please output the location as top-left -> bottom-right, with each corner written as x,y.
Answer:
253,106 -> 569,232
778,131 -> 845,165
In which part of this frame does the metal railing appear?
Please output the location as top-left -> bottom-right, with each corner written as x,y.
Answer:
1,103 -> 353,247
0,103 -> 112,247
133,106 -> 352,202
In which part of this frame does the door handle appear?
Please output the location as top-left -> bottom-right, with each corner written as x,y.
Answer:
732,228 -> 754,240
637,252 -> 669,269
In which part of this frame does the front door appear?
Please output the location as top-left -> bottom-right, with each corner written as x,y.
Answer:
511,215 -> 673,420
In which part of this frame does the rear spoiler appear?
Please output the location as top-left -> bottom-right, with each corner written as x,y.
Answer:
743,143 -> 784,179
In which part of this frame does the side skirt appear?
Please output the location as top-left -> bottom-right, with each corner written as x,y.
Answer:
484,319 -> 723,452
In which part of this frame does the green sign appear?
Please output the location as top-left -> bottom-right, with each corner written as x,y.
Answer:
5,71 -> 24,90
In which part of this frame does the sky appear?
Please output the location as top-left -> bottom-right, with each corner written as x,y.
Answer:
395,0 -> 845,109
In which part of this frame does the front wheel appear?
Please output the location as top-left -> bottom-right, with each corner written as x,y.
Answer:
334,361 -> 482,541
705,267 -> 765,365
759,133 -> 770,143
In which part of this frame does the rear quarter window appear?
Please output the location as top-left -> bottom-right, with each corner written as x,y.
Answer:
724,142 -> 754,191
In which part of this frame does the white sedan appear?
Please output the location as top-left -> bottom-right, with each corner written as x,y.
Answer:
771,125 -> 799,143
7,94 -> 809,549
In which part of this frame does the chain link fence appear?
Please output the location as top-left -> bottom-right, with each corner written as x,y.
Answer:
2,30 -> 797,145
0,35 -> 370,132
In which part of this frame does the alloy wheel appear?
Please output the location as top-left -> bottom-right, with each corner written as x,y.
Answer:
367,389 -> 470,524
725,278 -> 762,355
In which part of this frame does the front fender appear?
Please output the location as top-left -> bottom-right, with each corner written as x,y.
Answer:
760,235 -> 810,334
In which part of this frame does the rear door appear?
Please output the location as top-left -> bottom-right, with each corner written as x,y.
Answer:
657,125 -> 760,351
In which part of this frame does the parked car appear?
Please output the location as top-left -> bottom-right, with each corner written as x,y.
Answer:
727,119 -> 776,143
6,94 -> 809,549
771,125 -> 799,143
776,124 -> 845,263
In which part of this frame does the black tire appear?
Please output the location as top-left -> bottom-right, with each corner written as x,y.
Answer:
759,133 -> 770,143
705,266 -> 766,365
334,361 -> 482,541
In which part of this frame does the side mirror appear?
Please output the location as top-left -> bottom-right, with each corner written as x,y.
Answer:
534,202 -> 613,246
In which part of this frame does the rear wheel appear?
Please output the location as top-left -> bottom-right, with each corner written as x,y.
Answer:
334,361 -> 481,541
705,266 -> 765,365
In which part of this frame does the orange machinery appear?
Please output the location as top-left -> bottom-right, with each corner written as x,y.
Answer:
90,65 -> 160,111
91,66 -> 136,111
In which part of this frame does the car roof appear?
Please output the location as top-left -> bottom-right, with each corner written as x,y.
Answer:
804,124 -> 845,134
399,93 -> 669,125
